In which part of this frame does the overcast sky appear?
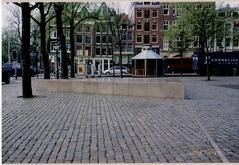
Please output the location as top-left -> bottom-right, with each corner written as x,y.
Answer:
2,1 -> 239,29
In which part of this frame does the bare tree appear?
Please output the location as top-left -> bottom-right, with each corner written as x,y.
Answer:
13,2 -> 39,98
107,2 -> 131,78
31,3 -> 55,79
54,3 -> 68,79
64,3 -> 98,78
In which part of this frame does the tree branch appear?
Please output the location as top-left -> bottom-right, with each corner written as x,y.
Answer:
30,15 -> 40,25
73,16 -> 98,29
46,15 -> 56,24
30,3 -> 40,11
13,2 -> 21,7
44,3 -> 52,17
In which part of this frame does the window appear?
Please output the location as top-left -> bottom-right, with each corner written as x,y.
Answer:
96,35 -> 101,43
144,9 -> 150,18
163,4 -> 169,15
102,48 -> 107,55
226,38 -> 231,47
101,24 -> 107,32
144,2 -> 150,5
65,30 -> 70,38
108,37 -> 112,43
163,20 -> 169,30
128,32 -> 132,40
144,22 -> 150,31
136,35 -> 142,43
108,48 -> 112,55
52,31 -> 57,38
152,21 -> 157,30
96,23 -> 101,32
102,36 -> 107,43
216,38 -> 223,47
85,35 -> 91,43
77,35 -> 82,43
233,38 -> 239,47
66,43 -> 71,52
152,35 -> 157,43
177,9 -> 182,17
136,9 -> 142,17
96,48 -> 100,55
152,2 -> 159,5
76,26 -> 82,32
85,26 -> 90,32
144,35 -> 150,44
173,6 -> 176,16
128,44 -> 132,51
136,2 -> 143,5
163,38 -> 169,50
152,10 -> 157,17
122,24 -> 127,29
122,34 -> 126,40
137,21 -> 142,30
173,20 -> 177,26
50,41 -> 58,52
193,36 -> 199,47
225,24 -> 231,30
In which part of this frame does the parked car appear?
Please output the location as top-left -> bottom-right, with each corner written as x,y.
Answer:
2,63 -> 21,76
103,66 -> 128,75
2,68 -> 10,84
2,63 -> 35,77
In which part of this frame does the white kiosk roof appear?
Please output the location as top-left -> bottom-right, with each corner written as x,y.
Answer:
132,47 -> 163,60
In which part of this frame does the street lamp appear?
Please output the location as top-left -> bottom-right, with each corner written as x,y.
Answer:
53,45 -> 60,79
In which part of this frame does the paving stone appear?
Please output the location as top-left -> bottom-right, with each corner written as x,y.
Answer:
2,77 -> 239,163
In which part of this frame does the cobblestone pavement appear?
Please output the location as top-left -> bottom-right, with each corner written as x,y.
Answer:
2,76 -> 239,163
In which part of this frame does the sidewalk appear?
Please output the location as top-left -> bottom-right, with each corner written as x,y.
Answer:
2,77 -> 239,163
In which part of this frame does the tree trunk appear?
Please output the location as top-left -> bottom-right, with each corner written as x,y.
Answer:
70,22 -> 75,78
39,3 -> 50,79
206,44 -> 210,81
21,3 -> 33,98
119,45 -> 123,78
54,3 -> 68,79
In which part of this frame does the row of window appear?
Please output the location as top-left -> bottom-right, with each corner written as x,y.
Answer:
76,35 -> 92,44
76,34 -> 132,44
136,21 -> 158,31
136,9 -> 158,18
136,34 -> 158,44
136,20 -> 171,31
217,38 -> 239,47
136,4 -> 213,17
95,47 -> 113,56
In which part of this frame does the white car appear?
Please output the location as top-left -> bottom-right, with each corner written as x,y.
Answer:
103,66 -> 128,75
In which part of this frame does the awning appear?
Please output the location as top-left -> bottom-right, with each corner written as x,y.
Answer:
132,46 -> 163,60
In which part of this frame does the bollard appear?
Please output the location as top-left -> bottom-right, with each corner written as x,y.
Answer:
98,64 -> 101,77
233,68 -> 237,76
91,64 -> 94,78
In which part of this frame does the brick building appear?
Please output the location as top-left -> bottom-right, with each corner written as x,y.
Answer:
130,1 -> 216,57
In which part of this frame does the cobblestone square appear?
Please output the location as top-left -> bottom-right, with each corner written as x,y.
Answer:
2,77 -> 239,163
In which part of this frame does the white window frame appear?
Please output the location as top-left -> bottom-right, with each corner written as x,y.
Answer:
163,4 -> 169,15
76,35 -> 83,43
152,9 -> 158,18
163,20 -> 169,30
136,35 -> 142,43
152,35 -> 157,43
136,9 -> 142,18
136,21 -> 142,30
152,21 -> 158,31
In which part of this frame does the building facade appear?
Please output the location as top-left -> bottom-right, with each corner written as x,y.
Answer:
215,6 -> 239,52
130,2 -> 216,57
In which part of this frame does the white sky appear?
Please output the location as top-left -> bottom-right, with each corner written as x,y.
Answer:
2,1 -> 239,30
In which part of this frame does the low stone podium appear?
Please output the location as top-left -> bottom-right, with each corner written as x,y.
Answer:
34,78 -> 184,99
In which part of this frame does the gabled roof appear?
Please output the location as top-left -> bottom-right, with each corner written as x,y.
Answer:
132,47 -> 163,60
